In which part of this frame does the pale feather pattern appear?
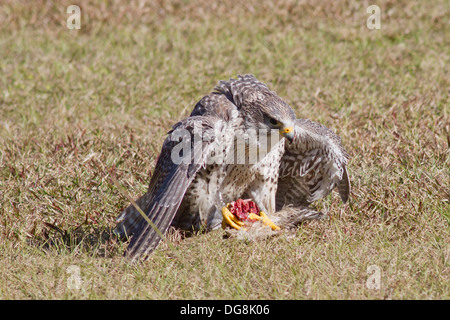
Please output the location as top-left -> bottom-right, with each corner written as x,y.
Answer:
115,115 -> 226,258
213,74 -> 274,109
115,75 -> 298,259
171,94 -> 240,230
115,75 -> 351,258
213,74 -> 296,128
276,118 -> 350,210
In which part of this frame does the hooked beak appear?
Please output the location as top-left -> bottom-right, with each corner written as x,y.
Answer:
280,126 -> 295,143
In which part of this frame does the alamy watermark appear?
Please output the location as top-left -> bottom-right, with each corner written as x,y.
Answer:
66,265 -> 83,290
67,5 -> 81,29
366,264 -> 381,290
170,126 -> 284,166
366,5 -> 381,30
67,4 -> 381,31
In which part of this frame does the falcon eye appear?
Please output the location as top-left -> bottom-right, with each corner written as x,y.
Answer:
269,118 -> 279,126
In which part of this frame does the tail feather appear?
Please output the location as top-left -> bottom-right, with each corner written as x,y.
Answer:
338,166 -> 351,203
272,205 -> 328,229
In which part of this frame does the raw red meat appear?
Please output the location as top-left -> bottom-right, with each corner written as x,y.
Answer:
228,199 -> 260,222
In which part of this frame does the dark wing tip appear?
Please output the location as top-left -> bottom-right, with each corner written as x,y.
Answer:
338,166 -> 351,203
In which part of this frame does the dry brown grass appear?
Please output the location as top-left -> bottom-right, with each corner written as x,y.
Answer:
0,0 -> 448,299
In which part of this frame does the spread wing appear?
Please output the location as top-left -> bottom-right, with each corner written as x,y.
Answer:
115,115 -> 222,259
213,74 -> 274,109
276,118 -> 350,210
190,92 -> 239,121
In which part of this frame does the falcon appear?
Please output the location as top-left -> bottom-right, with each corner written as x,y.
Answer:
115,75 -> 350,259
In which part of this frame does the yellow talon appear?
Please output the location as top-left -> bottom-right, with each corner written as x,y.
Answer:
248,213 -> 261,221
258,211 -> 281,231
222,205 -> 280,231
222,206 -> 244,230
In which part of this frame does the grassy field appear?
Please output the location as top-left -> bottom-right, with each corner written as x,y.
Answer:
0,0 -> 448,299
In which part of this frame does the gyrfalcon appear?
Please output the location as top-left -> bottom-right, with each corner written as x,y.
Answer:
115,75 -> 350,259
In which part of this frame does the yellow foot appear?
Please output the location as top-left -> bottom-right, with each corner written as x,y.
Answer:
222,206 -> 245,230
248,212 -> 281,231
222,204 -> 281,231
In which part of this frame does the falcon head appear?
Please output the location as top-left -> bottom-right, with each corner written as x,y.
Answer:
214,74 -> 296,142
241,93 -> 296,143
259,96 -> 296,143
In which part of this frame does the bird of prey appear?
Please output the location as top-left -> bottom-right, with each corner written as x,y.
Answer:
115,74 -> 350,259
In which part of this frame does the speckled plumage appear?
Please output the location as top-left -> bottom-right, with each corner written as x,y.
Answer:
115,75 -> 296,259
276,118 -> 350,209
115,75 -> 350,259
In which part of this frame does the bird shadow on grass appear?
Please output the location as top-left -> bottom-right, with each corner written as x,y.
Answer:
35,220 -> 201,258
34,221 -> 125,258
33,212 -> 320,258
